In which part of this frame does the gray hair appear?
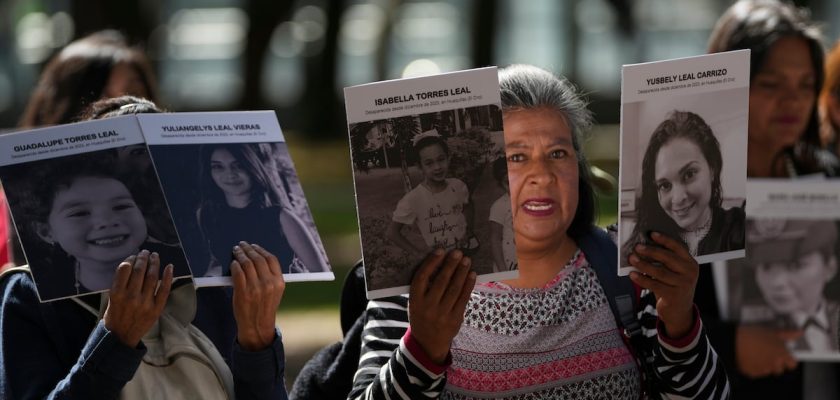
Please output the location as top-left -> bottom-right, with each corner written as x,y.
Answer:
497,64 -> 596,239
498,64 -> 594,149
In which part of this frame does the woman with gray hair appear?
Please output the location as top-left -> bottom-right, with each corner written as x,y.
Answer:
348,64 -> 730,399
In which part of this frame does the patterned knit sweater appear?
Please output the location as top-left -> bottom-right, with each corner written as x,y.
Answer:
348,250 -> 730,399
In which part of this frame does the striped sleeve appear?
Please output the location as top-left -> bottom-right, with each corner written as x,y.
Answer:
637,289 -> 731,400
348,295 -> 448,400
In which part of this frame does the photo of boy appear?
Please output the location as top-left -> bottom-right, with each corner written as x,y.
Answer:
739,219 -> 840,353
488,156 -> 516,272
386,131 -> 475,258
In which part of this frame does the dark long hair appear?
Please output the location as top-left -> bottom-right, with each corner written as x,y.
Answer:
623,111 -> 723,261
708,0 -> 826,174
196,143 -> 291,229
497,64 -> 596,241
18,30 -> 158,128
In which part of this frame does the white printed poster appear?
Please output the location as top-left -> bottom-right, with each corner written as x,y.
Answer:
345,67 -> 518,299
0,116 -> 191,301
139,111 -> 333,287
618,50 -> 750,275
717,179 -> 840,361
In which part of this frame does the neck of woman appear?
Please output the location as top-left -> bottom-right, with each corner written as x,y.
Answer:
503,233 -> 578,289
224,193 -> 252,208
680,206 -> 713,256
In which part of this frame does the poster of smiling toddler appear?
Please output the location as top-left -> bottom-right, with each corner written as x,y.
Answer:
618,50 -> 750,275
0,116 -> 191,301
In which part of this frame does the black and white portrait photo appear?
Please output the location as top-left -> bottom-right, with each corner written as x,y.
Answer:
148,141 -> 332,283
350,104 -> 516,298
619,88 -> 747,269
0,148 -> 191,301
724,218 -> 840,359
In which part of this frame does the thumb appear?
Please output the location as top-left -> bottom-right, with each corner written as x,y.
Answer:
775,329 -> 803,341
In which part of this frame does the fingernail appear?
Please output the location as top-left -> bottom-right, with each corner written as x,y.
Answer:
151,252 -> 159,259
635,244 -> 646,251
239,241 -> 248,246
451,250 -> 463,259
140,249 -> 150,255
233,245 -> 241,252
629,271 -> 638,280
252,243 -> 261,249
434,248 -> 444,255
629,254 -> 639,264
461,257 -> 471,267
651,231 -> 661,238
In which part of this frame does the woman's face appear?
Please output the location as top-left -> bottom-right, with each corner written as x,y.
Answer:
41,176 -> 147,266
504,108 -> 579,248
756,251 -> 836,315
654,137 -> 713,231
748,36 -> 816,153
210,148 -> 252,198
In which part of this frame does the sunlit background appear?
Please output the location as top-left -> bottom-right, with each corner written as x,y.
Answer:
2,0 -> 839,384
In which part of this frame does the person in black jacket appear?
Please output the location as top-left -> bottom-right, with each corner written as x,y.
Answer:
701,1 -> 840,398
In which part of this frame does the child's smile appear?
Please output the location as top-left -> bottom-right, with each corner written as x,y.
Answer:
42,176 -> 148,269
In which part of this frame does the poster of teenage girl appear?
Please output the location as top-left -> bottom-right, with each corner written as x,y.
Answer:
0,149 -> 191,301
149,141 -> 331,285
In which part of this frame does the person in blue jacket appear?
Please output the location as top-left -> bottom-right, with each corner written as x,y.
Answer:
0,96 -> 288,399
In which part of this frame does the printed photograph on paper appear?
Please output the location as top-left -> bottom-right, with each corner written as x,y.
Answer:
723,217 -> 840,361
139,111 -> 333,287
618,50 -> 750,275
0,116 -> 191,301
345,67 -> 518,299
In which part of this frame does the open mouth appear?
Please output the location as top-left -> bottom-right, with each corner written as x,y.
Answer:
524,202 -> 552,211
522,199 -> 555,216
88,235 -> 129,247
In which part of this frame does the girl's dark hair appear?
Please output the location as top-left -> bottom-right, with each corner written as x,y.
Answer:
18,30 -> 158,128
196,143 -> 291,229
492,156 -> 508,186
1,150 -> 128,274
708,0 -> 825,173
413,136 -> 450,158
498,64 -> 595,240
622,111 -> 723,261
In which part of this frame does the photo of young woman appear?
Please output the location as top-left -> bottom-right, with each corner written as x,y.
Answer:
621,110 -> 745,266
148,141 -> 330,282
619,83 -> 748,271
196,143 -> 328,276
0,150 -> 191,301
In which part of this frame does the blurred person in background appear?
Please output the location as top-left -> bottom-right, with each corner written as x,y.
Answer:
703,0 -> 840,398
8,30 -> 167,267
819,40 -> 840,157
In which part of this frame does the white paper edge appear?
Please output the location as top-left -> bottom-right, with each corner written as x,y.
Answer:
194,271 -> 335,288
619,249 -> 745,276
791,351 -> 840,362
